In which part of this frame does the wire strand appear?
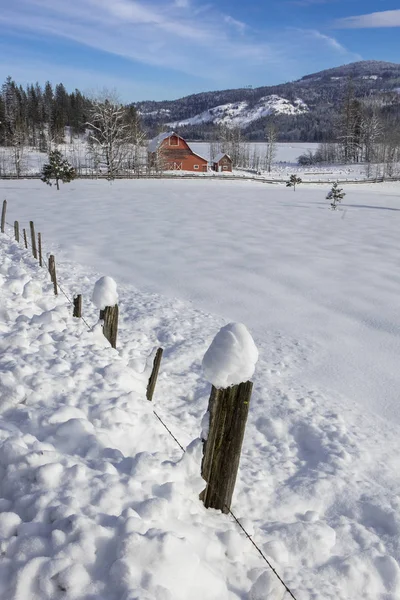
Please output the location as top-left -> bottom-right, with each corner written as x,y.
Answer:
151,408 -> 299,600
4,219 -> 92,330
2,219 -> 299,599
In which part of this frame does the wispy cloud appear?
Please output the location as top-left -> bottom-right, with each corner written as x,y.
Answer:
307,29 -> 349,53
335,9 -> 400,29
0,0 -> 271,83
0,0 -> 368,100
224,15 -> 247,34
291,28 -> 361,59
289,0 -> 336,5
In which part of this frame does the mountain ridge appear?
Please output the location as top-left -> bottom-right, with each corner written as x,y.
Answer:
136,60 -> 400,141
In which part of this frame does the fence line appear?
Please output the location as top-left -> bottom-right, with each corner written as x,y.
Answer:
1,172 -> 397,185
1,205 -> 300,600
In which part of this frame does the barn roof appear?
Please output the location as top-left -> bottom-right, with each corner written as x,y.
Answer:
191,151 -> 208,162
148,131 -> 177,152
214,153 -> 232,163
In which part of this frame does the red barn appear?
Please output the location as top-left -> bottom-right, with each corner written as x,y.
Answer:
148,132 -> 208,172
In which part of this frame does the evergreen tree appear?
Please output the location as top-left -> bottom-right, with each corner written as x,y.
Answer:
286,174 -> 302,191
41,149 -> 76,190
326,181 -> 345,210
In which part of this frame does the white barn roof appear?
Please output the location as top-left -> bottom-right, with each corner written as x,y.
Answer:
148,131 -> 177,152
214,153 -> 231,163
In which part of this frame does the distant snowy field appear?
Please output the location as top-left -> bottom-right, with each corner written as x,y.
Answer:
190,141 -> 320,164
1,177 -> 400,599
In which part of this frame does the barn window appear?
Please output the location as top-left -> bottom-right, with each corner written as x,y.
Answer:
223,165 -> 228,170
169,136 -> 179,146
194,164 -> 199,169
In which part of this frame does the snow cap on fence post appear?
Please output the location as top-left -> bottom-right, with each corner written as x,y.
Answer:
92,276 -> 118,309
202,322 -> 258,389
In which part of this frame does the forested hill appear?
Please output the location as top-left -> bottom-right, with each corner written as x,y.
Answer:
1,61 -> 400,144
136,60 -> 400,142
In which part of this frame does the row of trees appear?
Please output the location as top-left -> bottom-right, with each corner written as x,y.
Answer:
297,86 -> 400,178
0,77 -> 145,179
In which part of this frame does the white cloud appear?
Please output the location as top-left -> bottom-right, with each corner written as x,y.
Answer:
0,0 -> 268,79
336,9 -> 400,29
0,0 -> 367,97
291,28 -> 362,60
224,15 -> 247,34
308,29 -> 349,53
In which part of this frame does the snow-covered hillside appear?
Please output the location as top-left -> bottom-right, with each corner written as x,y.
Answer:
167,95 -> 308,129
1,178 -> 400,599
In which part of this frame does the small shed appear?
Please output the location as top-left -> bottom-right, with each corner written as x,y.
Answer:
213,153 -> 232,172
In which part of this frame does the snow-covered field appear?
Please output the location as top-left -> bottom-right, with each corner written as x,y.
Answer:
1,141 -> 377,181
1,178 -> 400,599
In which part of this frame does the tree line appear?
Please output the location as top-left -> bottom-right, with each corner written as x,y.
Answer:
0,77 -> 145,179
297,84 -> 400,178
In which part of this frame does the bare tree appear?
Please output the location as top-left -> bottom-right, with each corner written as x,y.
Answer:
86,90 -> 139,180
264,119 -> 277,173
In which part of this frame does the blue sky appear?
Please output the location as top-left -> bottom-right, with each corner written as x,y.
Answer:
0,0 -> 399,102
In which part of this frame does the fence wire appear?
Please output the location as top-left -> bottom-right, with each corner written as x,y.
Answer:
152,409 -> 299,600
4,218 -> 92,330
2,210 -> 299,600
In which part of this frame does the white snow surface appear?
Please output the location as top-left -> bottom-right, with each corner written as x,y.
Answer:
92,275 -> 118,309
167,95 -> 308,129
1,178 -> 400,599
202,323 -> 258,388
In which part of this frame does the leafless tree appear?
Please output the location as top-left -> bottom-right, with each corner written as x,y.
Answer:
86,90 -> 143,180
264,119 -> 277,173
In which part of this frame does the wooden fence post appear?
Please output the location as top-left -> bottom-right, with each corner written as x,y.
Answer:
99,305 -> 118,349
200,380 -> 253,514
73,294 -> 82,318
23,228 -> 28,249
1,200 -> 6,233
38,233 -> 43,267
14,221 -> 19,243
48,255 -> 58,295
146,348 -> 163,401
30,221 -> 37,259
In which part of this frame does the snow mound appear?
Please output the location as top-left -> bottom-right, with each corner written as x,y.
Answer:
202,322 -> 258,388
92,276 -> 118,309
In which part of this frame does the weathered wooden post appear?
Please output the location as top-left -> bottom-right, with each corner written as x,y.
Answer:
73,294 -> 82,318
30,221 -> 37,259
100,305 -> 119,349
200,323 -> 258,514
14,221 -> 19,243
1,200 -> 6,233
23,228 -> 28,249
146,347 -> 163,401
48,255 -> 58,295
38,233 -> 43,267
92,276 -> 119,349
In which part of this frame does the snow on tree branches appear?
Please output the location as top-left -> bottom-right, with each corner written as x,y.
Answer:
326,181 -> 346,210
41,150 -> 76,190
286,174 -> 302,191
86,91 -> 144,180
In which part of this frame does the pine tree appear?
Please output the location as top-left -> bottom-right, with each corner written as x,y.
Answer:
41,149 -> 76,190
326,181 -> 345,210
286,174 -> 302,191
